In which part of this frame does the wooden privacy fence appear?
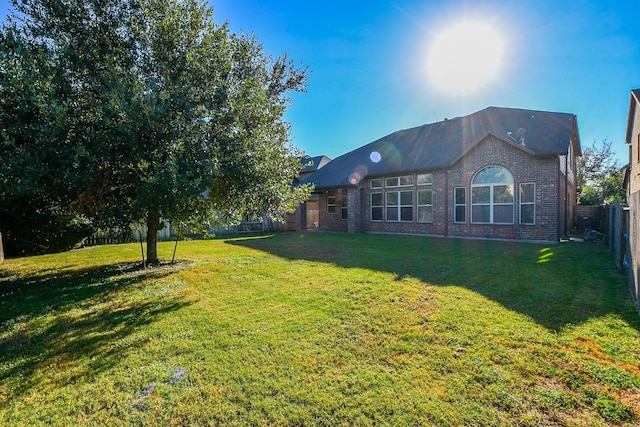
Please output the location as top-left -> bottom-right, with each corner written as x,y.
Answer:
576,202 -> 628,272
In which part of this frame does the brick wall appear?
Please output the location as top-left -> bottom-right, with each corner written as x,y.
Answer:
356,136 -> 568,243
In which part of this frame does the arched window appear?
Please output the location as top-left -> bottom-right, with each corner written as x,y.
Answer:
471,166 -> 514,224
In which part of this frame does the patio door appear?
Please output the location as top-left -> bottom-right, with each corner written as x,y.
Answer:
306,200 -> 319,229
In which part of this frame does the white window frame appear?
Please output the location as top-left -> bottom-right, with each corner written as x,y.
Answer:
385,175 -> 413,187
417,173 -> 433,185
370,178 -> 383,189
519,183 -> 535,225
341,198 -> 348,221
471,166 -> 514,225
371,193 -> 383,221
417,189 -> 433,223
327,196 -> 336,214
386,190 -> 413,222
454,187 -> 466,224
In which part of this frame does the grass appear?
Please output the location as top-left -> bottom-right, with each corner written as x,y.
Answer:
1,232 -> 639,426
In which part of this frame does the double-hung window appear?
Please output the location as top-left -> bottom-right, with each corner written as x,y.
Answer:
341,198 -> 349,220
454,187 -> 466,223
371,193 -> 383,221
327,196 -> 336,214
386,190 -> 413,221
519,183 -> 535,224
471,166 -> 514,224
417,189 -> 433,222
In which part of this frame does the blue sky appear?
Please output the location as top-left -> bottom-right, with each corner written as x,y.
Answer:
3,0 -> 640,163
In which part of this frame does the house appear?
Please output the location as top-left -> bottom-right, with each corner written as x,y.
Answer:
298,106 -> 581,243
284,155 -> 331,231
624,89 -> 640,310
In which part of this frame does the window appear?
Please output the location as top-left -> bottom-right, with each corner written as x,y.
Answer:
327,196 -> 336,214
386,190 -> 413,221
454,187 -> 466,223
520,183 -> 535,224
417,189 -> 433,222
370,178 -> 383,189
371,193 -> 383,221
471,166 -> 514,224
417,173 -> 433,185
341,198 -> 348,220
386,176 -> 413,187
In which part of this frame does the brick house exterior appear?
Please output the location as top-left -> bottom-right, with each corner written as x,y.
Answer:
298,106 -> 581,243
625,89 -> 640,310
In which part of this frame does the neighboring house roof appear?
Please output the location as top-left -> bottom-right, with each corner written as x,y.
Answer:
299,155 -> 331,173
301,106 -> 580,189
625,89 -> 640,145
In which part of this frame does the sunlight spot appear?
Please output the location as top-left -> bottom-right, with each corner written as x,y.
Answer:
370,151 -> 381,163
537,248 -> 554,264
349,172 -> 361,185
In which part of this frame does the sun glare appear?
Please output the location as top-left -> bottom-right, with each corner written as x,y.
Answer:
427,21 -> 504,94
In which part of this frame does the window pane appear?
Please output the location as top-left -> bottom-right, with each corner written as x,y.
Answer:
327,196 -> 336,213
473,166 -> 514,184
341,207 -> 348,220
455,205 -> 466,223
520,183 -> 534,203
400,176 -> 413,186
372,207 -> 383,221
386,192 -> 398,206
401,207 -> 413,221
418,206 -> 433,222
418,189 -> 432,205
417,173 -> 433,185
472,205 -> 490,223
386,177 -> 399,187
387,207 -> 398,221
494,205 -> 514,223
370,178 -> 383,189
521,204 -> 534,224
472,186 -> 490,204
400,190 -> 412,205
455,187 -> 465,204
371,193 -> 382,206
494,185 -> 514,203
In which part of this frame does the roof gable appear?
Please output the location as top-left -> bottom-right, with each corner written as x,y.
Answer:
625,89 -> 640,145
302,106 -> 578,189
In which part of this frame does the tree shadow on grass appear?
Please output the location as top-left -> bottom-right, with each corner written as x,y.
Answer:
0,262 -> 190,401
227,233 -> 640,332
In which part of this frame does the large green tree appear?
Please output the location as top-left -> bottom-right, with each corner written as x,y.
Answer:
0,0 -> 311,263
576,139 -> 625,205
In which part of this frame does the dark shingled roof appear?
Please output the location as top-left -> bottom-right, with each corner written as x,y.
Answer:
300,106 -> 579,190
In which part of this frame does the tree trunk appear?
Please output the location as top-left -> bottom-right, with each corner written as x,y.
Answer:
0,232 -> 4,264
146,210 -> 160,266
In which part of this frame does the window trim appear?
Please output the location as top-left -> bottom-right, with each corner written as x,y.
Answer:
519,183 -> 535,225
417,173 -> 433,185
370,192 -> 383,222
327,196 -> 336,214
340,198 -> 348,221
417,189 -> 433,223
385,190 -> 413,222
385,175 -> 413,188
454,186 -> 466,224
471,166 -> 515,225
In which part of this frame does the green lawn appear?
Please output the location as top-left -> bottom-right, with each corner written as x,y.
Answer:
1,233 -> 639,426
